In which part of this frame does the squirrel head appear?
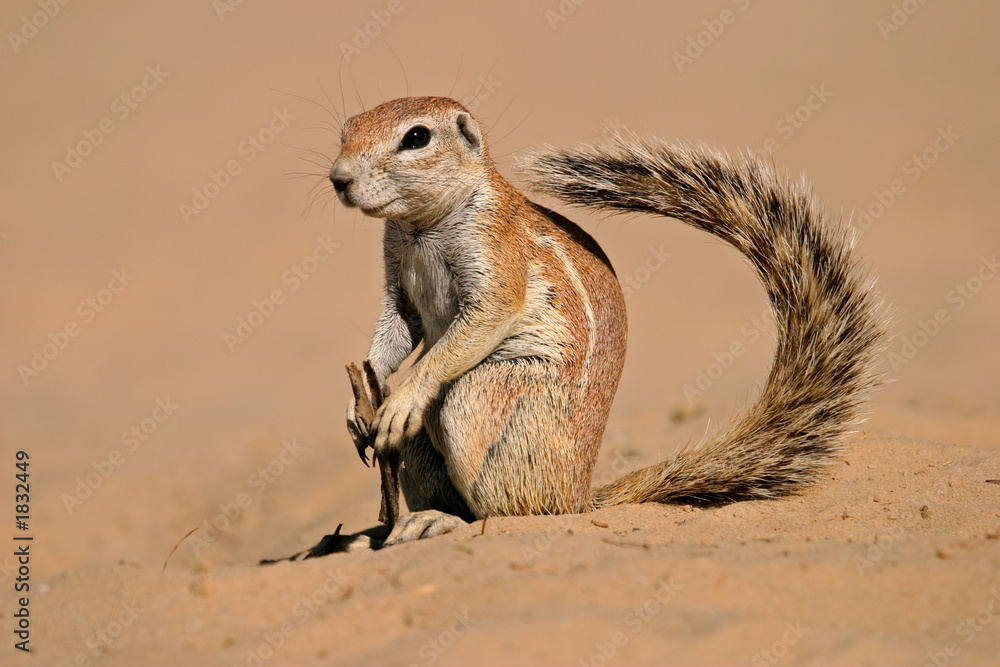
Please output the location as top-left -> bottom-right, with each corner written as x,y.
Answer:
330,96 -> 493,228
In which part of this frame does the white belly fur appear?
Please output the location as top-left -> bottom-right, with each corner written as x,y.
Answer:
399,238 -> 459,350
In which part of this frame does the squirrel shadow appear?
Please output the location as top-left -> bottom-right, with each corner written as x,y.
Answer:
259,523 -> 392,564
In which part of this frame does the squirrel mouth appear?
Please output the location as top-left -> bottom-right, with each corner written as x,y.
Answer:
361,198 -> 400,217
336,190 -> 357,208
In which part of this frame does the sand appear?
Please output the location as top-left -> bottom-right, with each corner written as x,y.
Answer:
2,1 -> 998,665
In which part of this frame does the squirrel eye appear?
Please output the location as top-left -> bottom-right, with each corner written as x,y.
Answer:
399,125 -> 431,150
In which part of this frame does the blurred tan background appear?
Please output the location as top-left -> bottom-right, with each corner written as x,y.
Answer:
2,0 -> 998,585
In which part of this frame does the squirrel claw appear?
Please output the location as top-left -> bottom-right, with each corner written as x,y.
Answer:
348,420 -> 372,467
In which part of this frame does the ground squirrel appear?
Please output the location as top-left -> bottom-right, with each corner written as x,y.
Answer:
329,96 -> 886,546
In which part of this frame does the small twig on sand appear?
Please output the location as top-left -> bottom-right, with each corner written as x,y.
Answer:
162,527 -> 199,573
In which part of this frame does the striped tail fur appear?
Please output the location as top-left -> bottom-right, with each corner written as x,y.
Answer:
517,138 -> 888,506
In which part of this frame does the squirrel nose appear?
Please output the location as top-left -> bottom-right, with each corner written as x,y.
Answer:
332,175 -> 353,194
330,162 -> 354,194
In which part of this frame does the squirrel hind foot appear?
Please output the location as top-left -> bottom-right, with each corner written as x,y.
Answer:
381,510 -> 467,547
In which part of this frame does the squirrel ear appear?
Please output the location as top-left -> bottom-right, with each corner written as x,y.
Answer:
455,112 -> 482,152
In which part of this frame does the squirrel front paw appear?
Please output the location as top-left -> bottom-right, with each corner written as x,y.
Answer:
371,380 -> 431,457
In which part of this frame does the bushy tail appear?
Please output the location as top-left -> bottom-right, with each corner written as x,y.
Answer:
517,138 -> 888,506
